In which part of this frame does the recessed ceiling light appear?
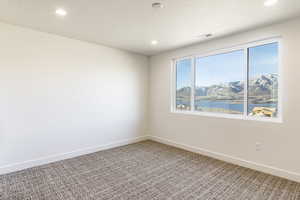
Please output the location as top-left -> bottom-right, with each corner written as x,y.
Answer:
152,2 -> 164,8
264,0 -> 278,7
151,40 -> 158,45
55,8 -> 67,16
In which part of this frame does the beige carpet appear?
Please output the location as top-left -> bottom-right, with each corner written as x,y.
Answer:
1,140 -> 300,200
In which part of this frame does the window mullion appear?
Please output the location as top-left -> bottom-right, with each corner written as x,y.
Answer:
243,47 -> 249,118
173,60 -> 177,112
190,57 -> 195,112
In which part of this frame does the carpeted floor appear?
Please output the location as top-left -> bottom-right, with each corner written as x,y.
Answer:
1,141 -> 300,200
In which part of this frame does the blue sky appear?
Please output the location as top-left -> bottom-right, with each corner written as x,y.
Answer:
195,50 -> 244,87
176,42 -> 278,89
249,42 -> 278,78
176,59 -> 192,89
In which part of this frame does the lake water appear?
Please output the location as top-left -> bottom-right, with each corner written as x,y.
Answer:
177,100 -> 277,113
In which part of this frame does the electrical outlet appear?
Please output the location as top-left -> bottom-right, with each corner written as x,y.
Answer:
255,142 -> 262,151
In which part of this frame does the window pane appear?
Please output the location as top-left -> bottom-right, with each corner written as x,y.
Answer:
195,50 -> 244,114
176,59 -> 192,111
248,43 -> 278,118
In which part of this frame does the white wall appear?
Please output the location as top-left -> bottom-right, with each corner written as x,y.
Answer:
0,22 -> 149,173
149,17 -> 300,182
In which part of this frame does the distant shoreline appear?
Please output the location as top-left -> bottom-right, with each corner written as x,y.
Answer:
176,99 -> 277,114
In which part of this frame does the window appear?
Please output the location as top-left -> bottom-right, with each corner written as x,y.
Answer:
176,58 -> 192,111
172,39 -> 281,122
248,43 -> 279,118
195,50 -> 244,115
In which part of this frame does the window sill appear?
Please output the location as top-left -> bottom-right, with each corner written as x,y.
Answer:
171,110 -> 283,123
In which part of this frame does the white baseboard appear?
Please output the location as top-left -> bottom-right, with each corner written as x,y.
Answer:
149,135 -> 300,183
0,135 -> 150,175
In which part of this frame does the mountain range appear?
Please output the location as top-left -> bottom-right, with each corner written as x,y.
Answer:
177,74 -> 278,102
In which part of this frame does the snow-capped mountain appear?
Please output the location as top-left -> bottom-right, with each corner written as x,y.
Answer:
177,74 -> 278,100
248,74 -> 278,96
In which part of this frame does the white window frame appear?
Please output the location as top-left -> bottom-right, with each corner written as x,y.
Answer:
171,37 -> 282,123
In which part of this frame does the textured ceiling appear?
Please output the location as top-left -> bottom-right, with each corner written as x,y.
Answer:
0,0 -> 299,55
